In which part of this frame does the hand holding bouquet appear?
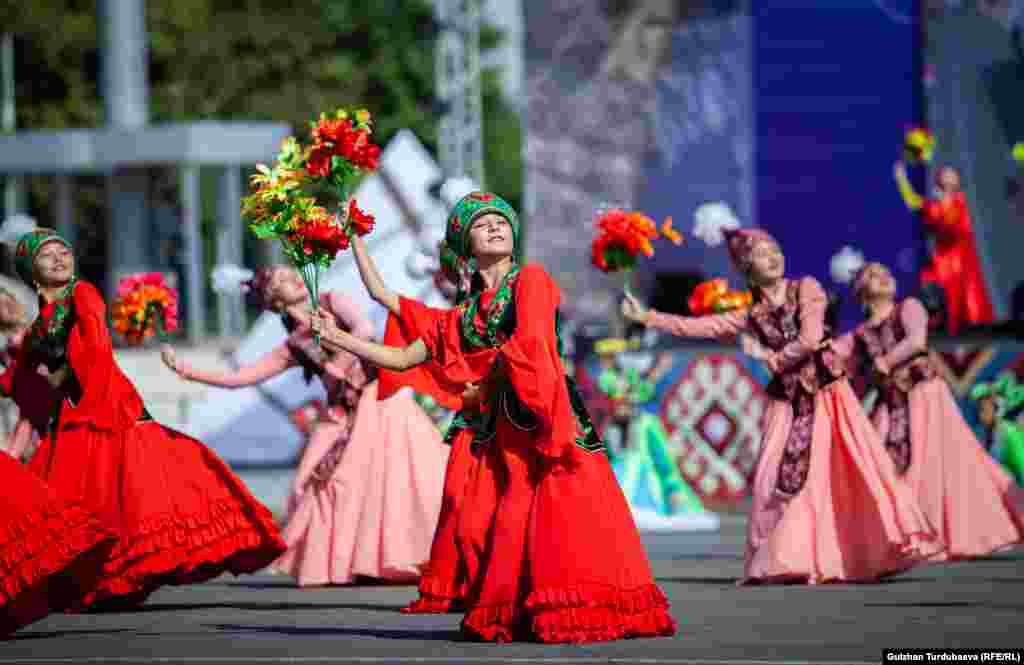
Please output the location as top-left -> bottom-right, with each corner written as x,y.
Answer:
902,127 -> 935,165
242,108 -> 380,340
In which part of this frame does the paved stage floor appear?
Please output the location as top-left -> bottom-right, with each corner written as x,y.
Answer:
2,517 -> 1021,665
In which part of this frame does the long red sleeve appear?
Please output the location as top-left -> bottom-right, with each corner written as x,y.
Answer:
61,281 -> 145,431
377,297 -> 468,408
497,264 -> 576,460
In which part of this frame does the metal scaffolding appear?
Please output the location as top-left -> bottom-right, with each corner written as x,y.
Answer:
435,0 -> 485,185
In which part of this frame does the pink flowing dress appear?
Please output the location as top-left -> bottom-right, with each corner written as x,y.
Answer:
183,292 -> 449,586
646,277 -> 943,583
832,298 -> 1024,559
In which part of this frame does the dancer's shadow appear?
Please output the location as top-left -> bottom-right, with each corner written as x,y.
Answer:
212,623 -> 462,641
864,601 -> 1024,610
8,628 -> 135,641
656,576 -> 738,586
94,602 -> 408,614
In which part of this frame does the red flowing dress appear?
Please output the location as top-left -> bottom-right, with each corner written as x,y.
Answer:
9,281 -> 286,610
919,192 -> 994,334
379,263 -> 676,643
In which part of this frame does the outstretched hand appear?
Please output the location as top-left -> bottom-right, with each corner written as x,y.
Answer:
620,292 -> 648,324
160,344 -> 187,377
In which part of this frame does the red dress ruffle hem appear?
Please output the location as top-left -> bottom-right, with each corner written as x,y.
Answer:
378,264 -> 677,643
10,282 -> 286,611
0,452 -> 116,635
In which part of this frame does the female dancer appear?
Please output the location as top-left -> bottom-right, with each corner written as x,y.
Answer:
0,286 -> 49,460
161,265 -> 449,586
4,228 -> 286,611
829,262 -> 1023,558
0,451 -> 115,635
621,227 -> 942,584
313,191 -> 676,643
894,161 -> 994,333
0,286 -> 115,634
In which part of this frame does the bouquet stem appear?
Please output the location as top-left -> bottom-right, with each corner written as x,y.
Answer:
622,268 -> 636,301
298,261 -> 321,343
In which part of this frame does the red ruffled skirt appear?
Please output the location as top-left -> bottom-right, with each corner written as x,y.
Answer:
412,418 -> 677,643
0,452 -> 115,635
402,431 -> 476,613
29,417 -> 286,610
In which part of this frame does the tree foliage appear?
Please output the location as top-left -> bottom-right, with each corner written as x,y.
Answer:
1,0 -> 522,288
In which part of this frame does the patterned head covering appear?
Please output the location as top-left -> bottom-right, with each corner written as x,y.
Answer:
438,191 -> 521,302
14,228 -> 72,285
722,228 -> 778,274
241,265 -> 290,311
851,261 -> 889,300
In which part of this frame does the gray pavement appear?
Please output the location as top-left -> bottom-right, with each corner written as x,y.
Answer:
2,517 -> 1022,665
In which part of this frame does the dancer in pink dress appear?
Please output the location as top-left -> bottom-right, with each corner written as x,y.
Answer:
162,266 -> 449,586
621,228 -> 943,584
830,262 -> 1023,559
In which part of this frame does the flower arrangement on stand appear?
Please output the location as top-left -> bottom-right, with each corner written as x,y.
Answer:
111,272 -> 180,345
590,208 -> 682,298
242,108 -> 380,340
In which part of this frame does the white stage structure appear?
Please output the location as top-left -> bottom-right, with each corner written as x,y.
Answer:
182,130 -> 451,466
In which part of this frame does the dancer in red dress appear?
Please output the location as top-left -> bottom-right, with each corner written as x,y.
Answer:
5,229 -> 286,611
0,287 -> 51,460
0,293 -> 114,634
0,451 -> 115,635
830,262 -> 1023,559
894,162 -> 995,333
313,192 -> 676,643
622,228 -> 943,584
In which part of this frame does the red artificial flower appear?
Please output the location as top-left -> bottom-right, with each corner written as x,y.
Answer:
305,145 -> 333,178
347,200 -> 375,236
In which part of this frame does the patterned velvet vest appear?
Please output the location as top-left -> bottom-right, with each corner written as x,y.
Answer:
748,280 -> 845,496
854,301 -> 936,474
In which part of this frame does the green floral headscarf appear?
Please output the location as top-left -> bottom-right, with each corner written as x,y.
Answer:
14,228 -> 72,285
439,191 -> 521,304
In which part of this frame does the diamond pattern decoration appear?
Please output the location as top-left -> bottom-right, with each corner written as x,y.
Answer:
660,354 -> 769,503
932,346 -> 996,397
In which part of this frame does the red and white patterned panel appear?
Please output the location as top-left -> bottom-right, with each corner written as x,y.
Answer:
660,354 -> 769,503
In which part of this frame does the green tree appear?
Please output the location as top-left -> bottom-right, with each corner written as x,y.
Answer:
1,0 -> 522,284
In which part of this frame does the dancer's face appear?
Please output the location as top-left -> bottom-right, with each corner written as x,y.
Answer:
858,263 -> 897,303
32,241 -> 75,288
269,268 -> 307,311
747,240 -> 785,285
937,167 -> 960,193
977,396 -> 998,429
468,213 -> 514,261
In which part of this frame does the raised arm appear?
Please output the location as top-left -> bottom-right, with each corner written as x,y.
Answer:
350,234 -> 400,315
164,343 -> 296,388
756,277 -> 827,374
877,298 -> 929,373
894,161 -> 924,211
